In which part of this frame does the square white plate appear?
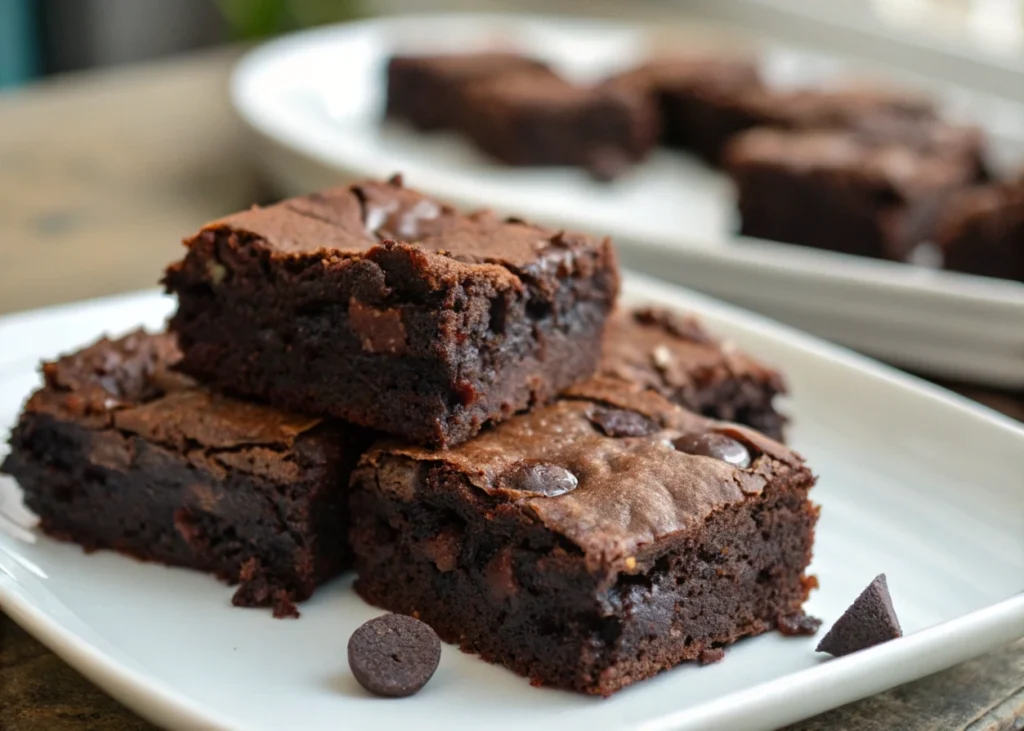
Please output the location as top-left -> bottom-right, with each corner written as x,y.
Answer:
1,277 -> 1022,731
228,13 -> 1024,387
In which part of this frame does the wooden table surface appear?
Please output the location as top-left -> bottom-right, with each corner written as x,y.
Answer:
0,48 -> 1022,731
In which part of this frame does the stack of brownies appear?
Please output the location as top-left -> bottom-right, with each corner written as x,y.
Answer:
2,176 -> 819,695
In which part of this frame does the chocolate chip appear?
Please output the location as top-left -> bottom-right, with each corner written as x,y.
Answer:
502,461 -> 578,497
348,614 -> 441,697
588,407 -> 659,438
777,613 -> 823,636
673,432 -> 751,468
816,574 -> 902,657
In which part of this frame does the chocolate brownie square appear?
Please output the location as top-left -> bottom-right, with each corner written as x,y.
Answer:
350,378 -> 818,695
601,308 -> 787,440
457,70 -> 659,180
0,331 -> 371,617
937,179 -> 1024,282
725,128 -> 977,260
164,176 -> 620,448
385,52 -> 552,131
604,55 -> 764,164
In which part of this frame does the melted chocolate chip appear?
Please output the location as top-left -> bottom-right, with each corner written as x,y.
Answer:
588,407 -> 659,438
348,614 -> 441,697
502,461 -> 578,497
673,432 -> 751,468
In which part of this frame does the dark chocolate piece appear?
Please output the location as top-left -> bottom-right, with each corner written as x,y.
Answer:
0,331 -> 372,616
350,378 -> 819,695
348,614 -> 442,697
673,432 -> 752,469
816,574 -> 902,657
164,176 -> 619,448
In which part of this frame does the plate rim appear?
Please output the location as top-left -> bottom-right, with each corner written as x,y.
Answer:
1,280 -> 1023,731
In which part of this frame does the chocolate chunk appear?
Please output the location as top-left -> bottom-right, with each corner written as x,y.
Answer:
777,613 -> 823,636
673,432 -> 751,468
588,407 -> 659,437
817,574 -> 902,657
348,614 -> 442,697
501,461 -> 578,497
348,299 -> 408,356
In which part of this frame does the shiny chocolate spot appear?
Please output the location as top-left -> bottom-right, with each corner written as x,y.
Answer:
588,408 -> 659,438
673,432 -> 751,468
502,461 -> 578,497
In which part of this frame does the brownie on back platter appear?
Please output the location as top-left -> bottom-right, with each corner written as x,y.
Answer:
0,331 -> 371,617
457,70 -> 659,181
349,377 -> 819,695
602,308 -> 787,440
936,179 -> 1024,282
725,128 -> 978,260
603,56 -> 764,164
385,52 -> 552,132
164,176 -> 620,448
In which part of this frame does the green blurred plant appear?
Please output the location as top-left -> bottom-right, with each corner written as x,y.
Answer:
216,0 -> 363,39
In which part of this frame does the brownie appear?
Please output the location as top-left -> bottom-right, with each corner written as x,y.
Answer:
457,70 -> 659,180
349,377 -> 819,695
164,176 -> 620,448
385,52 -> 552,132
725,128 -> 978,260
603,55 -> 764,164
601,308 -> 787,440
936,179 -> 1024,282
0,331 -> 371,617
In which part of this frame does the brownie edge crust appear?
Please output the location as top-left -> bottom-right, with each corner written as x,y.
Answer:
1,331 -> 371,617
350,378 -> 819,695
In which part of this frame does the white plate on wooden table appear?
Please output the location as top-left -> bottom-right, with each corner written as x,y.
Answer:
1,278 -> 1023,731
229,13 -> 1024,389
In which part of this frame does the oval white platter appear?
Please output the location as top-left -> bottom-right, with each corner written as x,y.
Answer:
1,277 -> 1022,731
229,13 -> 1024,388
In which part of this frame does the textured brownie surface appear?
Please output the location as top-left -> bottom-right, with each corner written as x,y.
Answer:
725,128 -> 976,260
164,176 -> 620,448
385,52 -> 552,132
599,308 -> 787,440
350,378 -> 818,695
937,180 -> 1024,282
458,70 -> 659,179
604,55 -> 764,164
0,331 -> 369,617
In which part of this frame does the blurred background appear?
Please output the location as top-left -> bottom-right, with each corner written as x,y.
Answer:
1,0 -> 1023,88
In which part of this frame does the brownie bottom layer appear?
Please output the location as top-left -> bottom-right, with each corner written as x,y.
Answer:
352,473 -> 818,695
4,419 -> 348,618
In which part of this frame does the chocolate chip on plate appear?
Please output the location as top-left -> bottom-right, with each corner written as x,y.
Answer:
673,432 -> 751,469
502,461 -> 578,497
817,574 -> 902,657
348,614 -> 441,697
588,407 -> 659,438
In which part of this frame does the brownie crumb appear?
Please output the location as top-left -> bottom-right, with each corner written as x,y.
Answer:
817,574 -> 902,657
698,648 -> 726,665
348,614 -> 442,697
776,612 -> 822,636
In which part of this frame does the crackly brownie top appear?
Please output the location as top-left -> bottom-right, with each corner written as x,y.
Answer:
364,377 -> 809,570
387,52 -> 551,81
725,127 -> 973,196
604,55 -> 762,96
24,331 -> 340,473
599,307 -> 785,396
744,84 -> 938,130
462,68 -> 644,108
185,175 -> 608,278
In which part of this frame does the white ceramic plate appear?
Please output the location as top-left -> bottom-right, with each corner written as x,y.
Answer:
229,13 -> 1024,388
1,280 -> 1023,731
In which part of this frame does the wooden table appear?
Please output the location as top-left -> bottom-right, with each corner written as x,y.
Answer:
0,48 -> 1022,731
